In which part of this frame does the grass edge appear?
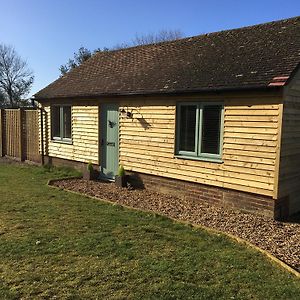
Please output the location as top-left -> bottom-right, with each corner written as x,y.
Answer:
47,179 -> 300,279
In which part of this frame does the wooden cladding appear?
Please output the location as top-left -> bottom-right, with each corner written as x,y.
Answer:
41,106 -> 99,164
119,97 -> 281,198
0,108 -> 40,163
40,93 -> 282,199
279,70 -> 300,214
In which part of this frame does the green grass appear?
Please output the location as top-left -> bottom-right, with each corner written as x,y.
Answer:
0,162 -> 299,299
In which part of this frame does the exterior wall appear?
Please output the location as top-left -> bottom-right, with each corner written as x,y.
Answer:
41,105 -> 99,164
119,93 -> 282,199
280,68 -> 300,215
38,91 -> 283,217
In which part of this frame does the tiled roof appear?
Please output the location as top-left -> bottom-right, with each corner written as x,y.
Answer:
35,16 -> 300,99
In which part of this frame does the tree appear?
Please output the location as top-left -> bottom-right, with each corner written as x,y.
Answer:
119,29 -> 184,48
0,90 -> 5,107
0,44 -> 34,107
59,47 -> 92,75
135,29 -> 183,45
60,30 -> 184,75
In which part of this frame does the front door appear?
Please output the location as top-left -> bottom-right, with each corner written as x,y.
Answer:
100,104 -> 119,180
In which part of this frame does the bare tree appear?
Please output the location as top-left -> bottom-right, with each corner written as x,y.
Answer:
0,44 -> 34,107
112,29 -> 184,50
0,90 -> 5,107
132,29 -> 184,46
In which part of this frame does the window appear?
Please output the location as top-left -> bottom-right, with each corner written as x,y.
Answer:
51,106 -> 72,142
176,103 -> 223,161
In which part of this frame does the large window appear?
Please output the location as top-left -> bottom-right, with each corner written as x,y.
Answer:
176,103 -> 223,161
51,106 -> 72,142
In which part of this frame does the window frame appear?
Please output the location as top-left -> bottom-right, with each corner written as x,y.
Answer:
175,102 -> 224,162
51,105 -> 72,143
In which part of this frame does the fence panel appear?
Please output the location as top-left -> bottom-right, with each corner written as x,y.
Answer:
24,110 -> 40,162
4,109 -> 21,158
0,110 -> 3,156
0,108 -> 40,163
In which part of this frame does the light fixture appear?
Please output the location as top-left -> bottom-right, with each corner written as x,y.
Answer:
120,107 -> 133,119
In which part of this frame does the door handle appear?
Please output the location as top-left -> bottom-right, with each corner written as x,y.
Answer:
107,142 -> 115,147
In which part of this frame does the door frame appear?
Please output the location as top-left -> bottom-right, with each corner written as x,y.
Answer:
100,103 -> 120,180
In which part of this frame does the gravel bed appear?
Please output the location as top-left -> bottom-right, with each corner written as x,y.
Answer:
52,178 -> 300,273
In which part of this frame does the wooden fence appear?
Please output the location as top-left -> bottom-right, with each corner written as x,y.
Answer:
0,108 -> 41,163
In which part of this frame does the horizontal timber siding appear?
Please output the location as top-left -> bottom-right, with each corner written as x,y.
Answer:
41,105 -> 99,164
38,92 -> 281,201
119,96 -> 281,197
280,69 -> 300,215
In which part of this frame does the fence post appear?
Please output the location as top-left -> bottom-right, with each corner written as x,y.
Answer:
19,108 -> 24,161
40,108 -> 45,165
0,109 -> 3,157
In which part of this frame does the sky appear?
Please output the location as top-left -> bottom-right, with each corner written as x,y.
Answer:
0,0 -> 300,97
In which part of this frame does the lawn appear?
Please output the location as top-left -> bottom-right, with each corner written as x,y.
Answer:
0,162 -> 299,299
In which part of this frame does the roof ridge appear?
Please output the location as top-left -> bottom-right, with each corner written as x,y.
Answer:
198,15 -> 300,37
34,15 -> 300,99
59,15 -> 300,78
92,15 -> 300,56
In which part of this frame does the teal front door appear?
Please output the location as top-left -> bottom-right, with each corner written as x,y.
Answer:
100,104 -> 119,180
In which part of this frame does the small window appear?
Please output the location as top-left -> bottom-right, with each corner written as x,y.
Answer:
176,103 -> 223,161
51,106 -> 72,142
52,106 -> 61,138
179,104 -> 197,153
201,105 -> 222,155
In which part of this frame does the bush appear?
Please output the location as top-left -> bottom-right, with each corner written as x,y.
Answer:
118,165 -> 125,177
87,162 -> 93,172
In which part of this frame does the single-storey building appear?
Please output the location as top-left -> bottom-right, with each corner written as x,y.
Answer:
34,16 -> 300,220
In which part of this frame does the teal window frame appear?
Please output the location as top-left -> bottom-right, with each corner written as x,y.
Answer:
175,102 -> 224,162
51,105 -> 72,143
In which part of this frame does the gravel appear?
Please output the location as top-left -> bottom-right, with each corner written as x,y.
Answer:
52,178 -> 300,273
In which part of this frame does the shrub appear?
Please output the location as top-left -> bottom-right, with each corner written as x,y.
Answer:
87,162 -> 94,172
118,165 -> 125,177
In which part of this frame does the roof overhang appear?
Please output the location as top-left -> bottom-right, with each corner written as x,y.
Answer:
34,85 -> 283,102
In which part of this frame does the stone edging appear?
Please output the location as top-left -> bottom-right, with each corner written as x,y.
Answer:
47,179 -> 300,279
48,177 -> 82,185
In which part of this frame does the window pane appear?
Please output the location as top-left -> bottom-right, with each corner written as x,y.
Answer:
52,106 -> 61,138
63,106 -> 71,139
201,105 -> 222,154
178,105 -> 197,152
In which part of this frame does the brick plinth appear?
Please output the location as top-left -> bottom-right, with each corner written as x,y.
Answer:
44,156 -> 290,220
127,171 -> 276,218
44,156 -> 96,171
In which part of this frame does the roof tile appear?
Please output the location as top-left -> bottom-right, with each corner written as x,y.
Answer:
35,16 -> 300,99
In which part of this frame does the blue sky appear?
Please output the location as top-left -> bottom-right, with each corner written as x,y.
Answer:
0,0 -> 299,97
